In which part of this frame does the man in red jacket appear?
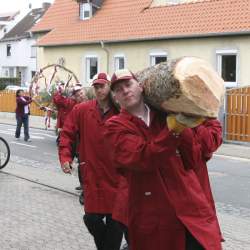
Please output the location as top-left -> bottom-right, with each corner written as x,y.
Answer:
58,73 -> 123,250
105,69 -> 223,250
53,83 -> 86,132
53,83 -> 87,192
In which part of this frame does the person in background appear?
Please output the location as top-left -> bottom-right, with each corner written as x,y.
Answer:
54,83 -> 87,192
15,89 -> 33,142
59,73 -> 123,250
53,82 -> 75,141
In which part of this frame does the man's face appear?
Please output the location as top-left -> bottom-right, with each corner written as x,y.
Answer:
74,89 -> 87,103
19,90 -> 24,97
113,79 -> 143,110
93,83 -> 110,102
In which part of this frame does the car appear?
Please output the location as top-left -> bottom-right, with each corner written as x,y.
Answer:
4,85 -> 29,92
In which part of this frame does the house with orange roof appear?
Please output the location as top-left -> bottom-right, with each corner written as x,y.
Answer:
31,0 -> 250,88
0,3 -> 51,85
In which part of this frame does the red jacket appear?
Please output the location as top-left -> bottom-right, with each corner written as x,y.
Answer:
53,91 -> 76,129
104,108 -> 222,250
59,99 -> 120,214
111,175 -> 128,226
15,96 -> 32,117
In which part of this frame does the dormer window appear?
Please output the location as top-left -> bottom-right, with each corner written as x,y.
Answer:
150,0 -> 202,7
77,0 -> 102,20
80,3 -> 92,20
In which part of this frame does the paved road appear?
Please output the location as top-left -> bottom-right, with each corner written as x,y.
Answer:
208,156 -> 250,249
0,123 -> 59,172
1,123 -> 250,249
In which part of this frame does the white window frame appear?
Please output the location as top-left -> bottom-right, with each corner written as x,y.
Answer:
2,68 -> 9,77
114,54 -> 126,71
9,67 -> 14,77
30,46 -> 37,58
216,49 -> 238,88
149,51 -> 167,66
85,55 -> 99,84
80,3 -> 92,20
167,0 -> 181,5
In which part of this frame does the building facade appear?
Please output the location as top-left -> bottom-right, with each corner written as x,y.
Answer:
32,0 -> 250,88
0,3 -> 50,85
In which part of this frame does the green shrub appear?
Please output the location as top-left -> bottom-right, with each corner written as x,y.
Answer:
0,78 -> 21,90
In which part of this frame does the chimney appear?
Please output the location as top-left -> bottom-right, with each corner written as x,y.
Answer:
42,2 -> 51,10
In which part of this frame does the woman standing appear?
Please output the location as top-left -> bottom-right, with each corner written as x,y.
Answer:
15,89 -> 32,142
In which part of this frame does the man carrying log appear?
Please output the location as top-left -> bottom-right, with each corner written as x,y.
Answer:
58,73 -> 123,250
104,69 -> 223,250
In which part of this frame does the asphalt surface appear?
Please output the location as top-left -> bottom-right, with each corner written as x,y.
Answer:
1,123 -> 250,249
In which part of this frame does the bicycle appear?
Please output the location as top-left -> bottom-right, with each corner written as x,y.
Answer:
0,137 -> 10,169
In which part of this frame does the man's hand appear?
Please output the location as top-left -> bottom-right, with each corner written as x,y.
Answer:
61,162 -> 72,174
167,115 -> 187,134
175,114 -> 205,128
167,114 -> 206,134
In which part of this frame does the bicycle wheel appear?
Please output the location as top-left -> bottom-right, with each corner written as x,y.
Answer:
0,137 -> 10,169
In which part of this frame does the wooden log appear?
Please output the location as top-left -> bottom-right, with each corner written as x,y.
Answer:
136,57 -> 225,118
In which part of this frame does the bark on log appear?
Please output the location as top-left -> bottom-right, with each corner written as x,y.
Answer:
136,57 -> 225,118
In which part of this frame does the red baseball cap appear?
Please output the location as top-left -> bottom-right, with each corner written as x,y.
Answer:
71,83 -> 82,96
92,72 -> 111,85
111,69 -> 137,90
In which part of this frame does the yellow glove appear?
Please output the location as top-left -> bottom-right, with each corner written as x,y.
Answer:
167,114 -> 206,134
176,114 -> 205,128
167,115 -> 187,134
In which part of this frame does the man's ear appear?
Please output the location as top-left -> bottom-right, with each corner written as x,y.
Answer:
139,82 -> 144,93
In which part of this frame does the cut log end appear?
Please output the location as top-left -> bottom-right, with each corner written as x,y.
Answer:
136,57 -> 225,118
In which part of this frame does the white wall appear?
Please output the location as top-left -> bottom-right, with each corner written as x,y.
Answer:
0,38 -> 37,83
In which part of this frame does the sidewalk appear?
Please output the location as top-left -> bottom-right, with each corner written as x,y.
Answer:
0,111 -> 56,131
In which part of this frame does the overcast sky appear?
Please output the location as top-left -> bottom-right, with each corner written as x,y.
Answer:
0,0 -> 54,13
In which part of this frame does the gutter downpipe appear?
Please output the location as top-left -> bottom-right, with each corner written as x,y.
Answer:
100,40 -> 110,74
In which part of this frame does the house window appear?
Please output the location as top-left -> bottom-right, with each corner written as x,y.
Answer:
9,68 -> 14,77
85,56 -> 98,82
216,49 -> 237,88
4,69 -> 9,77
114,55 -> 125,71
31,46 -> 37,58
7,44 -> 11,57
150,52 -> 167,66
80,3 -> 92,20
31,71 -> 36,78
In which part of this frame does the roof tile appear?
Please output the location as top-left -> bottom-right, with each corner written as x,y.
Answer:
32,0 -> 250,46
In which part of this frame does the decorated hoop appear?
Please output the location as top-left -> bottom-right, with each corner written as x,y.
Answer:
29,64 -> 80,109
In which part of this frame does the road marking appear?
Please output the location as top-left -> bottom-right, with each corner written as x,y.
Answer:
209,171 -> 228,177
0,130 -> 45,139
214,154 -> 250,163
43,152 -> 57,157
10,141 -> 37,148
7,129 -> 56,138
0,130 -> 13,135
30,133 -> 57,138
